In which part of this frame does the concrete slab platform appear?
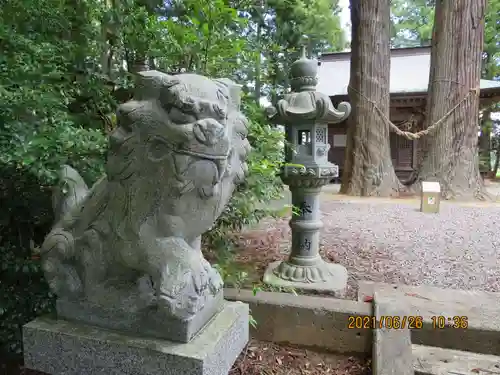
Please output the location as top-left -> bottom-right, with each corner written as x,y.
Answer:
372,293 -> 413,375
413,345 -> 500,375
359,281 -> 500,355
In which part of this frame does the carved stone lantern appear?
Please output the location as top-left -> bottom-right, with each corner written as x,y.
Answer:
263,47 -> 351,295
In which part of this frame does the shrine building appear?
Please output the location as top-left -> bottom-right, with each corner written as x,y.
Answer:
317,46 -> 500,181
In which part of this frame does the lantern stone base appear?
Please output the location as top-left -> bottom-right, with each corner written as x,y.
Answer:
263,260 -> 348,297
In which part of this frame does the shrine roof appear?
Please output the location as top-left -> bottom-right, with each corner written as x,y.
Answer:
317,46 -> 500,98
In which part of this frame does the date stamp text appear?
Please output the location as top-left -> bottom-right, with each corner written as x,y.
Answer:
348,315 -> 469,329
348,315 -> 423,329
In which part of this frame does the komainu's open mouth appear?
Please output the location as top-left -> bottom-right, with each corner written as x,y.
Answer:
178,148 -> 228,160
172,152 -> 229,188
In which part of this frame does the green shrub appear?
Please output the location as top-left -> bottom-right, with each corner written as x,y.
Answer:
0,0 -> 116,359
0,24 -> 108,357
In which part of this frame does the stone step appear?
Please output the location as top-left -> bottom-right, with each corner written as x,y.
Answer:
360,281 -> 500,355
373,295 -> 413,375
413,345 -> 500,375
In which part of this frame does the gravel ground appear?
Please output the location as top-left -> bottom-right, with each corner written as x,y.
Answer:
320,200 -> 500,298
239,198 -> 500,300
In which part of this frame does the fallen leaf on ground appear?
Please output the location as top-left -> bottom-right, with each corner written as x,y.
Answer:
404,292 -> 431,300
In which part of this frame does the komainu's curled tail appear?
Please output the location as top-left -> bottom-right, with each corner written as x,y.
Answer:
40,165 -> 89,297
52,165 -> 89,223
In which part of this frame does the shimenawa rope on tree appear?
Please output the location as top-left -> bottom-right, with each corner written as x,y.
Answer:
347,83 -> 480,140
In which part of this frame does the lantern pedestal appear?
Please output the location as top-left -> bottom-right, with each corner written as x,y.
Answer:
263,173 -> 347,296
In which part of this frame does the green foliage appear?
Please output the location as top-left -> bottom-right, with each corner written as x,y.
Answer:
236,0 -> 345,101
483,0 -> 500,80
0,0 -> 107,360
391,0 -> 499,69
156,0 -> 248,77
390,0 -> 435,47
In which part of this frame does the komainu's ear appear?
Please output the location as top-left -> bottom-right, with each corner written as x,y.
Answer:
213,78 -> 235,87
134,71 -> 179,101
214,78 -> 242,112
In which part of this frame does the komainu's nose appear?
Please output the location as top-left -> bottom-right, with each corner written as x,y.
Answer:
193,119 -> 225,146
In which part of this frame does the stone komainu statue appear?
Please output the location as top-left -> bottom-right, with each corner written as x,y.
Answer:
40,71 -> 250,340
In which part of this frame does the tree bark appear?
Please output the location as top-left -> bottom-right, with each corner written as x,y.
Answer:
411,0 -> 488,200
340,0 -> 402,196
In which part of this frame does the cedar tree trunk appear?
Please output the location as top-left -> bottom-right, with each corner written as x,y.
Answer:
340,0 -> 402,196
412,0 -> 488,200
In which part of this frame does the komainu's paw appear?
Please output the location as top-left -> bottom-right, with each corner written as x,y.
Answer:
158,289 -> 203,319
191,265 -> 210,295
200,258 -> 223,295
208,268 -> 223,295
156,266 -> 204,319
42,257 -> 82,297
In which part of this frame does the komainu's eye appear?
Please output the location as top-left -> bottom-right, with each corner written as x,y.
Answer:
182,97 -> 196,112
147,137 -> 170,161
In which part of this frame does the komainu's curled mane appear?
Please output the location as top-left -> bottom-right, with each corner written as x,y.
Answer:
41,71 -> 250,321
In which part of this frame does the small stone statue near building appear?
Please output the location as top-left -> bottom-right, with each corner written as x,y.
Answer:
24,71 -> 250,375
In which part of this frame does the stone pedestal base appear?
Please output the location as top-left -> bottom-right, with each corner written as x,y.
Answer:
23,301 -> 249,375
56,290 -> 224,343
263,260 -> 347,296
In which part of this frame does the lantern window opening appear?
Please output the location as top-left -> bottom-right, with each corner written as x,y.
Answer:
298,130 -> 311,145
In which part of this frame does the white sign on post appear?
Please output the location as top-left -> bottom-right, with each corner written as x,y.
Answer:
333,134 -> 347,147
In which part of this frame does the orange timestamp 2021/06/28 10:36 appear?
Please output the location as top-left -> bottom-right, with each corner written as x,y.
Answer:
348,315 -> 469,330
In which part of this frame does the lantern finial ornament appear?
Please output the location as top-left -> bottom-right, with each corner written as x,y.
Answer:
289,46 -> 318,92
